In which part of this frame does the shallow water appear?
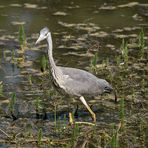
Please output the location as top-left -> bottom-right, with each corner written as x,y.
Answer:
0,0 -> 148,147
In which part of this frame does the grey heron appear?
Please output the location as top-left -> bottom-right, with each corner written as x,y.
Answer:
36,27 -> 114,123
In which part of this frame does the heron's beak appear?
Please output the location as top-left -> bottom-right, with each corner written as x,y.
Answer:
35,35 -> 42,45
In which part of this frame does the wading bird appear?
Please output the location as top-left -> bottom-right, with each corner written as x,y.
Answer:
36,27 -> 114,123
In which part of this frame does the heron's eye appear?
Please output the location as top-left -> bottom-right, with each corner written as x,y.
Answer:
104,86 -> 109,90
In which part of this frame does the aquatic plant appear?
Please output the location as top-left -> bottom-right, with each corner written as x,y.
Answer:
104,57 -> 109,67
3,50 -> 6,60
0,81 -> 3,96
34,97 -> 42,110
110,124 -> 119,148
138,28 -> 145,58
71,124 -> 79,147
8,92 -> 16,114
18,24 -> 26,50
90,52 -> 98,73
120,39 -> 128,65
63,114 -> 67,129
139,118 -> 146,148
53,103 -> 63,134
11,49 -> 15,63
141,78 -> 147,94
54,103 -> 57,131
116,56 -> 121,66
40,55 -> 47,72
37,128 -> 43,148
119,98 -> 125,128
34,97 -> 43,118
131,86 -> 136,103
99,131 -> 110,147
28,74 -> 32,85
26,123 -> 33,138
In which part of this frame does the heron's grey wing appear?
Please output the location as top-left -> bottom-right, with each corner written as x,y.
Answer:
58,67 -> 111,96
59,67 -> 98,81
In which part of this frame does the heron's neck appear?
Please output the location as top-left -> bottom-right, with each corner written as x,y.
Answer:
47,33 -> 56,68
47,33 -> 64,83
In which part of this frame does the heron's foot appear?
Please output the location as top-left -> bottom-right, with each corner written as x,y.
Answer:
75,121 -> 95,126
69,112 -> 74,125
79,96 -> 97,123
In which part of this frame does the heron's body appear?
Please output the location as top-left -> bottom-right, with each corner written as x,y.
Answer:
36,27 -> 113,122
56,66 -> 111,97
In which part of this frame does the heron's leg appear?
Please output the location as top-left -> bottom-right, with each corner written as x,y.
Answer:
74,104 -> 79,118
79,96 -> 96,123
67,102 -> 74,125
69,112 -> 74,125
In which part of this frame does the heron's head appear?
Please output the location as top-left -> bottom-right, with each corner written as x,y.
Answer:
35,27 -> 49,44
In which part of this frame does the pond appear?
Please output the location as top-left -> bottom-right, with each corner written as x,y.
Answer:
0,0 -> 148,147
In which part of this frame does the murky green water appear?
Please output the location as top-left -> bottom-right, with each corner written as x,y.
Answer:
0,0 -> 148,147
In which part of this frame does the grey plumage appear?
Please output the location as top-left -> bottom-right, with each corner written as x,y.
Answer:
36,27 -> 114,122
59,66 -> 113,97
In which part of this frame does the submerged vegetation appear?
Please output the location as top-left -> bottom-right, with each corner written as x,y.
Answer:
138,28 -> 145,58
8,92 -> 17,120
120,39 -> 128,66
0,26 -> 147,147
110,124 -> 119,148
40,55 -> 48,73
37,128 -> 43,148
90,52 -> 98,73
8,92 -> 16,114
0,82 -> 3,96
119,98 -> 125,128
18,25 -> 27,50
0,1 -> 148,147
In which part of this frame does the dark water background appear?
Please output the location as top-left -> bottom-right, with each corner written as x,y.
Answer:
0,0 -> 148,147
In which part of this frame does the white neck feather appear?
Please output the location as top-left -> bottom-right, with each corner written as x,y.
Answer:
46,32 -> 64,85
